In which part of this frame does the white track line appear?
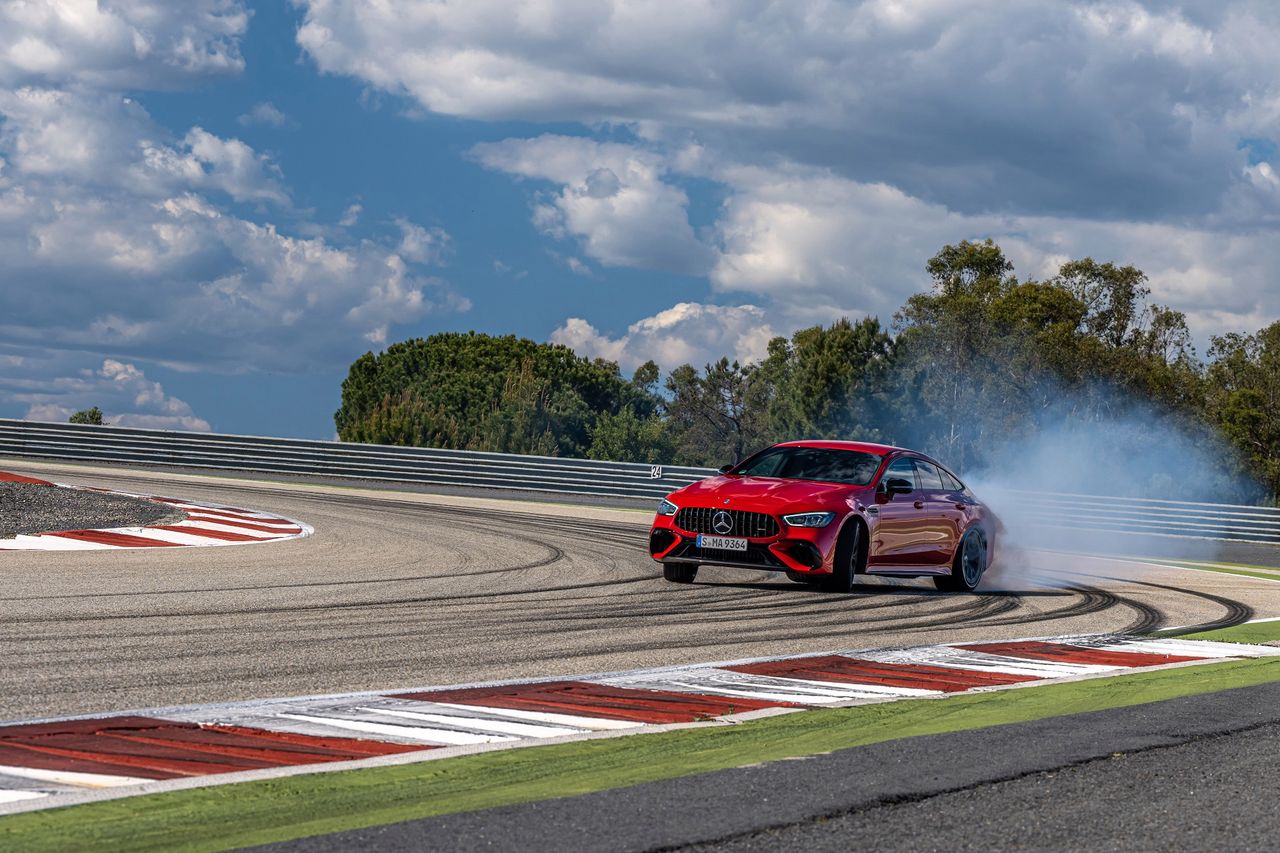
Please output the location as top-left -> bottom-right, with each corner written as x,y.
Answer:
169,520 -> 285,539
860,647 -> 1117,676
0,534 -> 117,551
275,713 -> 515,746
1101,639 -> 1280,658
425,703 -> 640,731
0,765 -> 152,788
356,707 -> 583,738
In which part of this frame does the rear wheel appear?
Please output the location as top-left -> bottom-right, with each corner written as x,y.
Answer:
663,563 -> 698,584
935,528 -> 986,592
824,520 -> 865,593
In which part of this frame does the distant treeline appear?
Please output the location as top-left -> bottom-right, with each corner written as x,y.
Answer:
336,240 -> 1280,503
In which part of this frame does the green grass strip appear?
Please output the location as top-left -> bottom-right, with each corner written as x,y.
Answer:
1180,619 -> 1280,645
5,657 -> 1280,852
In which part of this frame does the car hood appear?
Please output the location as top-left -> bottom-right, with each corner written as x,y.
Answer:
672,476 -> 860,511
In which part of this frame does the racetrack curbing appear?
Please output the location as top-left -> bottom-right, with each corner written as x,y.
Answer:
0,471 -> 311,550
2,633 -> 1277,815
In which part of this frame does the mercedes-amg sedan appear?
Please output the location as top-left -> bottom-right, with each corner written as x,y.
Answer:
649,440 -> 997,592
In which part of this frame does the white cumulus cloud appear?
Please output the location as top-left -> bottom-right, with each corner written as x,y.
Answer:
472,135 -> 713,275
552,302 -> 777,371
15,357 -> 211,432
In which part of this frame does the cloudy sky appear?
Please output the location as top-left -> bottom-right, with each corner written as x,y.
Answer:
1,1 -> 1278,438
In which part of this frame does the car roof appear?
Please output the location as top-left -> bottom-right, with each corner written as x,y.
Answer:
767,440 -> 963,479
774,439 -> 906,456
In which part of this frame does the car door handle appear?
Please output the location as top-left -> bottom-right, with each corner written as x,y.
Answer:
913,500 -> 925,510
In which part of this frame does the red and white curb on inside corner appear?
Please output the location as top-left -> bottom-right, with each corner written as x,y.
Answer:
1,634 -> 1277,814
0,471 -> 311,551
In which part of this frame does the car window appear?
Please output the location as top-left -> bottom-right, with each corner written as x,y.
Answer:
939,468 -> 965,492
882,457 -> 917,489
734,446 -> 882,485
915,460 -> 944,491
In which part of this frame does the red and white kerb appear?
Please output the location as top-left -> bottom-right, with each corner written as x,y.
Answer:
0,471 -> 311,551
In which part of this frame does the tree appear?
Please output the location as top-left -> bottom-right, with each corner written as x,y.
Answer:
892,241 -> 1210,481
760,317 -> 895,443
893,239 -> 1021,470
664,359 -> 768,466
588,407 -> 673,464
69,407 -> 104,425
334,332 -> 660,458
1208,322 -> 1280,502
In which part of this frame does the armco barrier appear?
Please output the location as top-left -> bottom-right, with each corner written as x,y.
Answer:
0,418 -> 710,502
1,418 -> 1277,544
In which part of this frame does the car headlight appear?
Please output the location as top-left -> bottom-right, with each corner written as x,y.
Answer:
657,498 -> 679,516
783,511 -> 835,528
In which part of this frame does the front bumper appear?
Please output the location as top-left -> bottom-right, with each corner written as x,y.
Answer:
649,516 -> 840,574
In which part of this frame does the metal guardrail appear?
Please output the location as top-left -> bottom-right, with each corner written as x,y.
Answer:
0,418 -> 1277,544
0,418 -> 709,502
981,488 -> 1280,546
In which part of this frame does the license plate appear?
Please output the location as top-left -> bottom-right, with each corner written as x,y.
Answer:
697,534 -> 748,552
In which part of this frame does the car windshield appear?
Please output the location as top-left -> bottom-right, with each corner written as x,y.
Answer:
731,446 -> 882,486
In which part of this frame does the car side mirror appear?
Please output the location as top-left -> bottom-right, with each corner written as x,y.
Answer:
718,464 -> 735,474
884,477 -> 913,497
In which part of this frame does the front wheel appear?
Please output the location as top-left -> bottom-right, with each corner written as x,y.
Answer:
663,563 -> 698,584
824,520 -> 865,593
935,528 -> 987,592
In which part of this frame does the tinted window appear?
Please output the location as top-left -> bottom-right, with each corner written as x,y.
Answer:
939,468 -> 965,492
915,460 -> 944,491
734,447 -> 882,485
882,457 -> 917,489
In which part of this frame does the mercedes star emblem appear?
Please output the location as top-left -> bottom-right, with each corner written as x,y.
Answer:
712,510 -> 734,535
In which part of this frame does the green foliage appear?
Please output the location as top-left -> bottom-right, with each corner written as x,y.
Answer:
1207,322 -> 1280,500
662,359 -> 768,466
891,243 -> 1212,477
588,407 -> 673,464
69,406 -> 104,425
335,333 -> 660,458
759,317 -> 895,443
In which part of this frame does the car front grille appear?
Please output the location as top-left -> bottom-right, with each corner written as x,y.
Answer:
674,507 -> 779,538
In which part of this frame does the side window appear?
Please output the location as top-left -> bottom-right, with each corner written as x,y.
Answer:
915,460 -> 944,491
939,468 -> 965,492
882,457 -> 917,490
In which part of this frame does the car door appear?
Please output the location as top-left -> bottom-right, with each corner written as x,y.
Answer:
934,466 -> 976,563
914,460 -> 957,566
868,456 -> 931,569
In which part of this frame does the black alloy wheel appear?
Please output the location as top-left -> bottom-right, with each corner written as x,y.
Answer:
936,528 -> 986,592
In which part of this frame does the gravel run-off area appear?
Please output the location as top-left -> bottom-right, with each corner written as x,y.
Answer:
0,482 -> 186,539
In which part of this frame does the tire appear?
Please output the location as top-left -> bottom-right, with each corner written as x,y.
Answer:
935,528 -> 987,592
663,563 -> 698,584
824,520 -> 865,593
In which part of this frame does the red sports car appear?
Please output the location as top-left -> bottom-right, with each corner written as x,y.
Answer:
649,440 -> 997,592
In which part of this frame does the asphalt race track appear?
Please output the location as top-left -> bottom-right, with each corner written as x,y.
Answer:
3,462 -> 1280,722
